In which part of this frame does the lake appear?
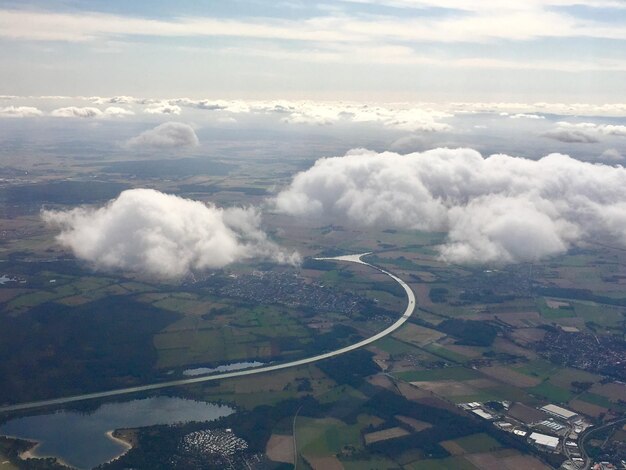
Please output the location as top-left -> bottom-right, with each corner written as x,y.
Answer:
182,360 -> 265,376
0,396 -> 234,469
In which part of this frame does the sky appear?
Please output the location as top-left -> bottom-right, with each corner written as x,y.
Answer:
2,1 -> 626,274
1,0 -> 625,101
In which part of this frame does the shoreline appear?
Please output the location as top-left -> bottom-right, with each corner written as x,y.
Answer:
10,438 -> 75,469
2,430 -> 134,469
103,430 -> 133,464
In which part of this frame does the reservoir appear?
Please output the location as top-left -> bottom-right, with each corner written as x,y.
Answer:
182,360 -> 265,376
0,396 -> 234,469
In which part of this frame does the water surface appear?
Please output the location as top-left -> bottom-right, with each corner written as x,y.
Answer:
0,396 -> 233,469
183,360 -> 264,376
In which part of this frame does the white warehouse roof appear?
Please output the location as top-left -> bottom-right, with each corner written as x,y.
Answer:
471,409 -> 495,420
541,404 -> 578,420
529,432 -> 559,450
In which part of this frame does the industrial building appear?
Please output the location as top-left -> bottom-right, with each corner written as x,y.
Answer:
540,404 -> 578,421
528,432 -> 560,451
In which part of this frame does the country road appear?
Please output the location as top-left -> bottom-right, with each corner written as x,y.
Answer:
0,253 -> 416,415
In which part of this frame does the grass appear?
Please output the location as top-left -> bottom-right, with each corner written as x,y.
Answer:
372,337 -> 421,355
513,359 -> 561,380
341,457 -> 399,469
529,381 -> 573,403
405,456 -> 477,470
296,417 -> 363,457
393,323 -> 446,347
7,291 -> 58,310
486,385 -> 539,404
578,392 -> 626,411
449,393 -> 498,404
317,384 -> 367,404
424,344 -> 468,363
154,304 -> 312,368
537,298 -> 575,319
548,368 -> 601,389
453,433 -> 502,453
573,302 -> 624,327
394,367 -> 481,382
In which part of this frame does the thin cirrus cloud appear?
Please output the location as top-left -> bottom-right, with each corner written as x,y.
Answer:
274,148 -> 626,264
42,189 -> 300,279
0,3 -> 624,101
126,122 -> 199,149
0,5 -> 624,44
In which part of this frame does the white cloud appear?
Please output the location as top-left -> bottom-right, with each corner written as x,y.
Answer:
0,105 -> 43,117
51,106 -> 103,118
42,189 -> 300,279
126,122 -> 199,149
173,99 -> 452,131
343,0 -> 625,11
91,95 -> 138,105
171,98 -> 229,111
509,113 -> 545,120
1,5 -> 623,46
600,148 -> 625,162
274,148 -> 626,264
602,124 -> 626,137
542,121 -> 626,143
103,106 -> 134,117
541,128 -> 599,143
389,134 -> 425,153
144,103 -> 182,115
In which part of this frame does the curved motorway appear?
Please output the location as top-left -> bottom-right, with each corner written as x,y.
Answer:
0,253 -> 416,414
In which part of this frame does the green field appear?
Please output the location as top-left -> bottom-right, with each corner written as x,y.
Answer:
424,344 -> 469,363
572,302 -> 624,327
296,416 -> 367,457
537,299 -> 575,319
374,337 -> 421,355
513,359 -> 561,380
405,456 -> 477,470
529,381 -> 573,403
452,433 -> 502,453
394,367 -> 481,382
578,392 -> 626,411
342,457 -> 399,470
154,303 -> 312,368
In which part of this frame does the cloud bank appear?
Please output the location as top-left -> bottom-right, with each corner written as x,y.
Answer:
0,105 -> 43,117
144,103 -> 182,115
50,106 -> 133,118
542,121 -> 626,143
51,106 -> 103,118
274,148 -> 626,264
127,122 -> 199,149
43,189 -> 299,278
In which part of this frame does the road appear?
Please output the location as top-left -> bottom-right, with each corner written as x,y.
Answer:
0,253 -> 416,415
578,416 -> 626,470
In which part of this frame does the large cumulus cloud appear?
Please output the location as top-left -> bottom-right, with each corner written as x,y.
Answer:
126,122 -> 199,149
274,148 -> 626,264
43,189 -> 300,278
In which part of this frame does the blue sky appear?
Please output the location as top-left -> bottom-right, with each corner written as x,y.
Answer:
0,0 -> 625,101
